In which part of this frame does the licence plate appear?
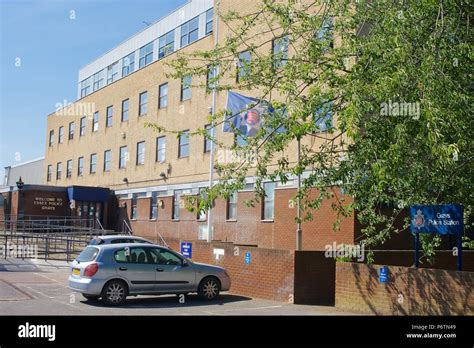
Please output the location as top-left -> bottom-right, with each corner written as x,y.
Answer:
72,268 -> 81,276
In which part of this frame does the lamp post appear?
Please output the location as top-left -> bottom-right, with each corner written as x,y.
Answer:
16,177 -> 24,190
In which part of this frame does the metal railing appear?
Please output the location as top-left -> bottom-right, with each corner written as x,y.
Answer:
122,220 -> 133,235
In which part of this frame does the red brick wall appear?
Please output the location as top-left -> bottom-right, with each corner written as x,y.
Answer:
336,262 -> 474,315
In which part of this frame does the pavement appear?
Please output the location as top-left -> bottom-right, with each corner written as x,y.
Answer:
0,258 -> 358,316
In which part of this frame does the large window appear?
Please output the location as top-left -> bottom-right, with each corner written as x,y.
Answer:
56,162 -> 62,180
150,192 -> 158,220
93,112 -> 99,132
80,77 -> 92,98
131,194 -> 138,220
107,61 -> 119,84
104,150 -> 111,172
80,117 -> 86,136
58,126 -> 64,144
273,35 -> 289,68
156,136 -> 166,163
77,157 -> 84,176
66,160 -> 72,178
204,124 -> 212,153
158,83 -> 168,109
227,192 -> 237,220
119,146 -> 128,168
158,30 -> 175,58
262,182 -> 276,220
172,189 -> 183,220
49,130 -> 54,146
121,99 -> 129,122
106,106 -> 113,127
68,122 -> 74,140
180,76 -> 192,101
315,102 -> 333,132
316,17 -> 334,52
139,91 -> 148,116
47,165 -> 52,182
136,141 -> 145,165
180,16 -> 199,47
92,71 -> 104,91
122,52 -> 135,76
90,154 -> 97,173
205,8 -> 213,34
139,42 -> 153,68
207,65 -> 218,91
178,131 -> 189,158
237,50 -> 251,82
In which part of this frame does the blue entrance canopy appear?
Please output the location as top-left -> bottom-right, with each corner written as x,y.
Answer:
67,186 -> 110,202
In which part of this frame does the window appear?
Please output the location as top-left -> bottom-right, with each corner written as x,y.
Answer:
107,61 -> 119,84
180,16 -> 199,47
205,8 -> 213,34
136,141 -> 145,165
77,157 -> 84,176
106,106 -> 113,127
131,194 -> 138,219
158,30 -> 175,58
90,154 -> 97,173
262,182 -> 276,220
119,146 -> 128,168
172,189 -> 183,220
93,112 -> 99,132
56,162 -> 62,180
92,70 -> 104,91
121,99 -> 129,122
204,124 -> 212,153
66,160 -> 72,178
158,83 -> 168,108
139,42 -> 153,68
139,91 -> 148,116
114,247 -> 149,263
80,117 -> 86,136
104,150 -> 111,172
207,65 -> 218,91
47,165 -> 52,182
58,126 -> 64,144
68,122 -> 74,140
181,76 -> 192,101
237,50 -> 251,82
178,131 -> 189,158
80,77 -> 92,98
49,130 -> 54,146
156,136 -> 166,162
122,52 -> 135,77
227,192 -> 237,220
148,248 -> 183,266
315,102 -> 333,132
150,192 -> 158,220
315,17 -> 334,51
273,35 -> 289,68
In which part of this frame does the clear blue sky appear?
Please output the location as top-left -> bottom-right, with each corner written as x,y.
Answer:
0,0 -> 187,179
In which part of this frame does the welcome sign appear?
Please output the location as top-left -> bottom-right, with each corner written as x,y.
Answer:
410,204 -> 464,235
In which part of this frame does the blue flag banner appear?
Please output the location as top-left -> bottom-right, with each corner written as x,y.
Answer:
410,204 -> 464,235
223,91 -> 273,137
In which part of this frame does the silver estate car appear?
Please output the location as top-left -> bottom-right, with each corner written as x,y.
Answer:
68,243 -> 231,305
88,235 -> 152,245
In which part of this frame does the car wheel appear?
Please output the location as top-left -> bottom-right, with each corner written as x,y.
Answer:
82,294 -> 100,301
198,277 -> 220,301
101,280 -> 128,306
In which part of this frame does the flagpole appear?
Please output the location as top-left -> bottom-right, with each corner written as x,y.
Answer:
296,136 -> 302,250
207,2 -> 220,243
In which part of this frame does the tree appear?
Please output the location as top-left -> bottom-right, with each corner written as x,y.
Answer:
146,0 -> 473,262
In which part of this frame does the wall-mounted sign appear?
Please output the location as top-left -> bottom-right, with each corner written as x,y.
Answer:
33,197 -> 64,211
245,251 -> 251,265
379,266 -> 389,283
410,204 -> 464,235
180,242 -> 192,259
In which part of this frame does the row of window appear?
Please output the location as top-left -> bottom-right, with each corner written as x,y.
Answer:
80,8 -> 213,98
127,182 -> 276,222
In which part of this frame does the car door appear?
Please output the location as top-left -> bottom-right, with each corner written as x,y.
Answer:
113,246 -> 156,293
147,247 -> 196,292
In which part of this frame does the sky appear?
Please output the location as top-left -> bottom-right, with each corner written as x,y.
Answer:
0,0 -> 188,179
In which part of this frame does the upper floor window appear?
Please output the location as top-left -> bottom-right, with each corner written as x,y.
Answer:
58,126 -> 64,144
106,106 -> 113,128
119,146 -> 128,168
156,136 -> 166,163
158,30 -> 175,58
136,141 -> 145,165
47,165 -> 52,182
80,117 -> 86,136
49,130 -> 54,147
237,50 -> 251,82
204,124 -> 212,153
56,162 -> 62,180
180,16 -> 199,47
139,42 -> 153,68
66,160 -> 73,178
181,76 -> 192,101
77,157 -> 84,176
80,77 -> 92,98
205,8 -> 213,35
107,61 -> 119,84
93,112 -> 99,132
68,122 -> 74,140
178,131 -> 190,158
273,35 -> 289,68
207,65 -> 218,91
122,52 -> 135,76
90,153 -> 97,173
92,70 -> 104,91
158,83 -> 168,109
262,182 -> 276,220
139,91 -> 148,116
314,102 -> 333,132
121,99 -> 129,122
315,17 -> 334,52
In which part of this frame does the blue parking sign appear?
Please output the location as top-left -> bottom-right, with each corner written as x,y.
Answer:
180,242 -> 192,259
379,266 -> 389,283
245,252 -> 251,264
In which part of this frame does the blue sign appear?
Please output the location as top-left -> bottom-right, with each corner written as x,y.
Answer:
245,252 -> 251,265
379,266 -> 389,283
180,242 -> 192,259
410,204 -> 464,235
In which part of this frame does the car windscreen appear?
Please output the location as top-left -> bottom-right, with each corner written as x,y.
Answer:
76,247 -> 99,262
